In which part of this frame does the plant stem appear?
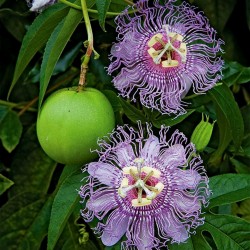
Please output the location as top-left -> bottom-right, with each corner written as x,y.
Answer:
59,0 -> 135,15
59,0 -> 81,10
78,0 -> 94,89
123,0 -> 134,5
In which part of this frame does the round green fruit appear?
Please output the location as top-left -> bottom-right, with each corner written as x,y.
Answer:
36,87 -> 115,165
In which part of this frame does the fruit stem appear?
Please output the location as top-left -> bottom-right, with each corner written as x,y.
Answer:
78,0 -> 95,89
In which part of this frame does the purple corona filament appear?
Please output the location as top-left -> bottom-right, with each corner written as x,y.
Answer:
108,0 -> 224,115
79,123 -> 210,249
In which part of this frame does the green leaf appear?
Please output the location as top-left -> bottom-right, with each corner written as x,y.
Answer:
39,3 -> 83,109
18,196 -> 54,250
0,110 -> 22,152
102,89 -> 121,112
202,213 -> 250,250
208,174 -> 250,209
193,0 -> 237,32
223,61 -> 250,87
241,105 -> 250,135
8,3 -> 70,98
153,109 -> 195,128
0,8 -> 27,42
208,84 -> 244,163
47,165 -> 85,250
0,192 -> 47,249
230,158 -> 250,174
119,98 -> 147,123
96,0 -> 111,31
0,105 -> 9,122
0,174 -> 14,195
233,199 -> 250,222
9,125 -> 56,197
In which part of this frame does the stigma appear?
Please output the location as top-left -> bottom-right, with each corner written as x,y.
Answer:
147,25 -> 187,68
118,158 -> 164,207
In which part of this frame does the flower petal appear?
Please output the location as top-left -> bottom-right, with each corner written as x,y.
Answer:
175,169 -> 201,189
87,188 -> 117,219
88,162 -> 121,186
160,144 -> 186,168
128,216 -> 156,250
157,210 -> 189,243
173,193 -> 201,215
115,144 -> 135,167
101,210 -> 129,246
141,135 -> 160,162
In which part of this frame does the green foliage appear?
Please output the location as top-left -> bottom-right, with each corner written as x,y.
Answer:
96,0 -> 111,31
48,165 -> 85,250
8,3 -> 70,98
0,108 -> 22,152
0,174 -> 14,195
1,0 -> 250,249
39,2 -> 83,109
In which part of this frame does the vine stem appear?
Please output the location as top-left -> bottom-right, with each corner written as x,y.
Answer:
123,0 -> 134,5
59,0 -> 132,15
78,0 -> 94,89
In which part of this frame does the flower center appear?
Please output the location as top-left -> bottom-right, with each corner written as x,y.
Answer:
118,158 -> 164,207
147,25 -> 187,68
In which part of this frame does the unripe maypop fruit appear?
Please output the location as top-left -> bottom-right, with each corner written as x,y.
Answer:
191,114 -> 215,152
36,87 -> 115,165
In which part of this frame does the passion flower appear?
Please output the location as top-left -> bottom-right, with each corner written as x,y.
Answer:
79,122 -> 210,249
108,0 -> 224,115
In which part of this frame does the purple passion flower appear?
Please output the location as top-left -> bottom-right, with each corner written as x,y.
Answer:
27,0 -> 57,12
79,123 -> 210,249
108,0 -> 224,115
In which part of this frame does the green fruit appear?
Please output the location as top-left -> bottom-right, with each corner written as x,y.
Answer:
36,87 -> 115,165
191,114 -> 215,152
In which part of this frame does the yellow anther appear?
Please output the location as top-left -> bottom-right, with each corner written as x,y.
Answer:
121,177 -> 129,187
155,182 -> 165,194
122,166 -> 138,174
179,43 -> 187,54
169,32 -> 183,42
146,191 -> 157,200
147,48 -> 161,59
162,59 -> 179,68
141,166 -> 161,178
118,188 -> 127,198
147,33 -> 163,47
132,198 -> 152,207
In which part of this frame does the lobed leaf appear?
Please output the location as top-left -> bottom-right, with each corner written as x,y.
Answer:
202,213 -> 250,250
208,174 -> 250,208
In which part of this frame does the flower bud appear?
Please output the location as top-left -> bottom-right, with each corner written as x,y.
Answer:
191,114 -> 215,152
